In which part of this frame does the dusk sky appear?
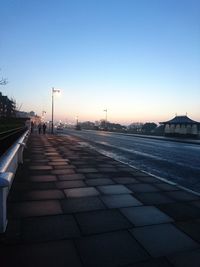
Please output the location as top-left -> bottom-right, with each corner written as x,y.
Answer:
1,0 -> 200,124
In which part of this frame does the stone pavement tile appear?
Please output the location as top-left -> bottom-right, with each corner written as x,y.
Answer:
51,169 -> 75,175
77,168 -> 98,173
76,230 -> 149,267
45,152 -> 60,156
166,248 -> 200,267
154,183 -> 178,191
164,191 -> 200,202
29,165 -> 53,170
190,200 -> 200,208
117,166 -> 137,172
50,158 -> 69,162
75,209 -> 132,235
127,184 -> 161,193
29,159 -> 48,163
29,175 -> 57,182
156,202 -> 200,220
56,180 -> 86,189
135,176 -> 160,183
97,184 -> 132,195
86,178 -> 115,186
85,173 -> 108,179
48,162 -> 69,166
30,156 -> 47,160
8,200 -> 62,218
97,167 -> 118,173
121,206 -> 173,226
58,173 -> 85,181
127,257 -> 173,267
113,177 -> 139,184
19,190 -> 65,200
48,157 -> 67,161
98,164 -> 115,168
101,194 -> 142,208
131,224 -> 199,257
0,240 -> 82,267
131,171 -> 150,177
53,165 -> 76,170
175,220 -> 200,242
65,187 -> 99,198
135,192 -> 174,205
8,182 -> 57,198
61,197 -> 105,213
21,214 -> 80,242
1,219 -> 21,244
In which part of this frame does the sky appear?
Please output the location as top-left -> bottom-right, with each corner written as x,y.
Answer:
1,0 -> 200,125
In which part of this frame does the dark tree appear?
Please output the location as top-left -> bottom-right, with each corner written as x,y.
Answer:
142,123 -> 157,133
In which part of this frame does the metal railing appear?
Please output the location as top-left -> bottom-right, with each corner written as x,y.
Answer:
0,129 -> 30,232
0,127 -> 27,157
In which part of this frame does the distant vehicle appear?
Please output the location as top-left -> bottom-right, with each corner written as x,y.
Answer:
75,125 -> 81,130
57,126 -> 64,131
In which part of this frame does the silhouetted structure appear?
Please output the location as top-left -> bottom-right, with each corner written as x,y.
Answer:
160,115 -> 200,137
0,92 -> 15,118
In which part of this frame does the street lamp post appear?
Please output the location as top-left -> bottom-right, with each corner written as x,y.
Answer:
104,109 -> 107,129
51,87 -> 60,134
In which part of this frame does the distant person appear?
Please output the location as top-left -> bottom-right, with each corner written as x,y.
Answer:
31,121 -> 34,133
42,123 -> 47,134
38,123 -> 42,134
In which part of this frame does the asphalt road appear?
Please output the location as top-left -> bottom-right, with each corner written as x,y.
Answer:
60,129 -> 200,193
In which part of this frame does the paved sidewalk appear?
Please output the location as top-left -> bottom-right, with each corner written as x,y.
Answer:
0,133 -> 200,267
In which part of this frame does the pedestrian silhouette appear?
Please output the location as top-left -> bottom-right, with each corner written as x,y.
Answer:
38,123 -> 42,134
43,123 -> 47,134
31,121 -> 34,133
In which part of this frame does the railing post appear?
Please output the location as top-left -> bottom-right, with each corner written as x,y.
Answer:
0,172 -> 13,232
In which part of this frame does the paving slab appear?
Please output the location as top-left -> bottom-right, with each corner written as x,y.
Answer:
8,200 -> 62,218
64,187 -> 100,198
113,177 -> 139,184
56,180 -> 86,189
127,183 -> 161,193
131,224 -> 199,257
156,202 -> 200,221
61,196 -> 105,213
76,230 -> 149,267
29,175 -> 57,182
121,206 -> 173,226
21,214 -> 80,242
135,192 -> 175,205
128,257 -> 173,267
75,209 -> 132,235
97,184 -> 132,194
166,248 -> 200,267
0,240 -> 82,267
2,133 -> 200,267
175,220 -> 200,242
100,194 -> 142,208
85,178 -> 115,186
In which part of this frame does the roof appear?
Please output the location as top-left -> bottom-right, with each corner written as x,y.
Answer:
160,115 -> 200,125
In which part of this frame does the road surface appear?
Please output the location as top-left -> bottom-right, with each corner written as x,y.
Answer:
60,129 -> 200,193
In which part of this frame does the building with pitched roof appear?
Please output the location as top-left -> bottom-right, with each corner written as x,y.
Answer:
160,115 -> 200,137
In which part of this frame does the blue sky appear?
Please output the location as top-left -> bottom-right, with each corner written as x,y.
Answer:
1,0 -> 200,124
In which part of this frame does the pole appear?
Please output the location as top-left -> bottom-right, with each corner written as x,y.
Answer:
51,87 -> 54,134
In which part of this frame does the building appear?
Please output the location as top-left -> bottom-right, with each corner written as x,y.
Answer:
160,115 -> 200,137
0,92 -> 15,117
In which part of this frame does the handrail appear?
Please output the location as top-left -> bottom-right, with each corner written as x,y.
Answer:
0,129 -> 29,172
0,129 -> 30,232
0,127 -> 26,141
